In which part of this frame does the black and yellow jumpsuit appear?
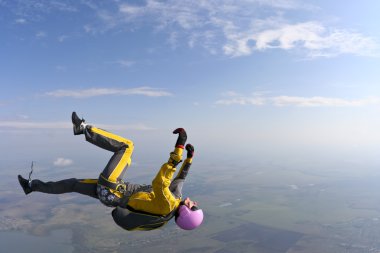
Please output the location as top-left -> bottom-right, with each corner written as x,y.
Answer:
29,125 -> 192,230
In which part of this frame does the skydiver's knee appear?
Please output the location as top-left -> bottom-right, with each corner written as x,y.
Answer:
123,140 -> 134,152
124,139 -> 133,148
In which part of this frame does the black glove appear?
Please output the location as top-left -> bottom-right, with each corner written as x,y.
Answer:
186,144 -> 194,158
173,128 -> 187,148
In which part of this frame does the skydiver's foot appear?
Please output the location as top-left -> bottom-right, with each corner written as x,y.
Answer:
18,175 -> 32,195
72,111 -> 86,135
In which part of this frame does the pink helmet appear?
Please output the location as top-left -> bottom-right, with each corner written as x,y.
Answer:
175,204 -> 204,230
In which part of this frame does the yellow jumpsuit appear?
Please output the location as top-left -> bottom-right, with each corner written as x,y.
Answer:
128,147 -> 185,215
28,125 -> 192,230
87,126 -> 191,216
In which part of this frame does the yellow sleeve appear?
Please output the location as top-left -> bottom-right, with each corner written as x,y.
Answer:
151,147 -> 183,212
128,148 -> 183,215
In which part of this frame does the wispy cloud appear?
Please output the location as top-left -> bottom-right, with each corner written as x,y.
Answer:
271,96 -> 380,107
216,94 -> 266,106
4,1 -> 378,58
0,121 -> 154,131
96,123 -> 155,131
224,21 -> 379,58
58,35 -> 68,42
0,121 -> 70,129
45,87 -> 172,98
15,18 -> 27,24
35,31 -> 47,38
4,0 -> 77,15
112,0 -> 378,58
54,157 -> 73,167
216,92 -> 380,107
119,3 -> 145,17
114,60 -> 135,69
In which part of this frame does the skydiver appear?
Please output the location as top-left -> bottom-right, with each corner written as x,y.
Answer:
17,112 -> 203,231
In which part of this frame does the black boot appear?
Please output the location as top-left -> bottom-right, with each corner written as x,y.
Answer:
18,175 -> 32,195
72,111 -> 85,135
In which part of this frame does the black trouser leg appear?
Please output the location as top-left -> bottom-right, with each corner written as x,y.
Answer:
31,178 -> 98,199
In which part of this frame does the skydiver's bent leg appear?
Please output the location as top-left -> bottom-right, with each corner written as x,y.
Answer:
84,126 -> 134,181
30,178 -> 98,199
83,126 -> 135,207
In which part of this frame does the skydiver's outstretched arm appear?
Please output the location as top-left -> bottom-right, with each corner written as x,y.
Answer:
127,128 -> 187,214
169,144 -> 194,198
150,128 -> 187,201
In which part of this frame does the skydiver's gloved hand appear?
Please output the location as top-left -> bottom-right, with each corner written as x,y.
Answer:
173,144 -> 194,180
173,128 -> 187,149
185,144 -> 194,159
169,128 -> 187,167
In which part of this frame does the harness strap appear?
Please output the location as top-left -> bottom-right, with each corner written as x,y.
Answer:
126,205 -> 177,220
98,175 -> 126,193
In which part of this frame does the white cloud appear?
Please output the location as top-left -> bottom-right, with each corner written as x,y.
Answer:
0,121 -> 70,129
216,96 -> 266,106
271,96 -> 380,107
0,121 -> 154,131
54,157 -> 73,167
115,60 -> 135,68
45,87 -> 172,98
119,3 -> 145,17
58,35 -> 68,42
4,0 -> 77,15
216,91 -> 267,105
35,31 -> 47,38
96,123 -> 155,131
15,18 -> 26,24
253,0 -> 315,10
6,1 -> 378,58
83,24 -> 95,34
224,22 -> 379,58
168,32 -> 179,48
216,92 -> 380,107
112,0 -> 378,58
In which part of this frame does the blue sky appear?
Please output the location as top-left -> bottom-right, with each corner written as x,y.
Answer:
1,0 -> 380,173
